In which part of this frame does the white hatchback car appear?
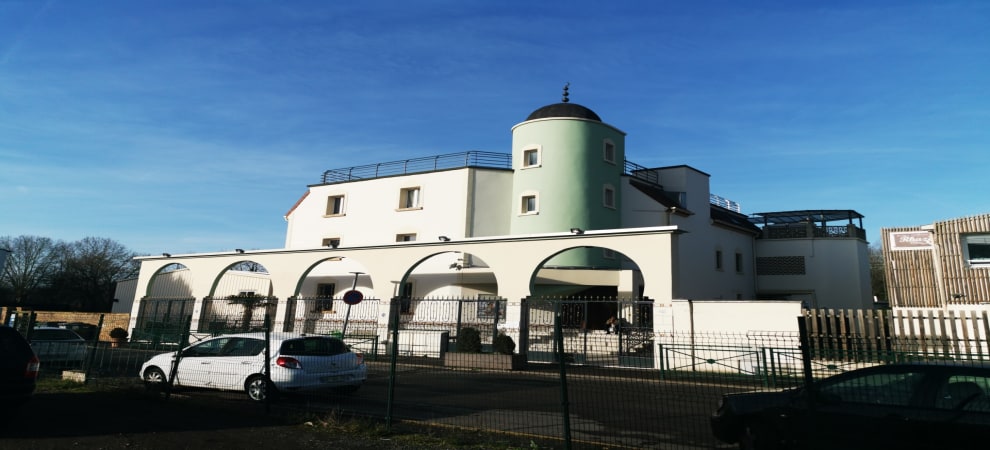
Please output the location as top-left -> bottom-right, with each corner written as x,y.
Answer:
139,332 -> 367,401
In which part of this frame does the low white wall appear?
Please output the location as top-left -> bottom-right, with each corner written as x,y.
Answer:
669,299 -> 803,334
395,330 -> 450,358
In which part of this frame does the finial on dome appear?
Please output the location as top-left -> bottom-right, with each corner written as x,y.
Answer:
562,82 -> 570,103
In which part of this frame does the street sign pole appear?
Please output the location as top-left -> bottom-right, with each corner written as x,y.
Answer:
341,272 -> 364,337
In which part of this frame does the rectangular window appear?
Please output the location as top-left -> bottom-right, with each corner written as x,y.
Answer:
523,148 -> 540,167
396,233 -> 417,242
326,195 -> 345,215
322,238 -> 340,248
964,234 -> 990,267
603,185 -> 616,208
735,252 -> 744,273
521,195 -> 538,214
399,187 -> 421,209
316,283 -> 335,312
715,250 -> 723,270
603,141 -> 616,163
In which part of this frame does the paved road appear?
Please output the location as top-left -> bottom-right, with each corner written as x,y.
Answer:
273,360 -> 760,449
42,349 -> 769,449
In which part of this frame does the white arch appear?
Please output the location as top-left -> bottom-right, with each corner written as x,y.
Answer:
131,226 -> 680,336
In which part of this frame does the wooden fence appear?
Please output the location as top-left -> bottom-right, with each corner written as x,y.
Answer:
803,308 -> 990,362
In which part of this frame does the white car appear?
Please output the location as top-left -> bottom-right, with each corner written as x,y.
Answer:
139,332 -> 367,401
29,327 -> 88,365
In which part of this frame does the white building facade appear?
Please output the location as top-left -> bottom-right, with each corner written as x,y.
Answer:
128,90 -> 873,355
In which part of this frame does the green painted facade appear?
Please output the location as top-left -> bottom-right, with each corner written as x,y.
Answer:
510,116 -> 626,268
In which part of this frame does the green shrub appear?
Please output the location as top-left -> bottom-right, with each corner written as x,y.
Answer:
109,327 -> 129,339
457,327 -> 482,353
493,333 -> 516,355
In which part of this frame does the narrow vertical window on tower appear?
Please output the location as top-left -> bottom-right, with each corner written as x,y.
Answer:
521,194 -> 538,215
603,184 -> 616,209
522,146 -> 541,168
603,140 -> 616,164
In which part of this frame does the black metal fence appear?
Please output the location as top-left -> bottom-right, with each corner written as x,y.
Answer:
19,302 -> 990,449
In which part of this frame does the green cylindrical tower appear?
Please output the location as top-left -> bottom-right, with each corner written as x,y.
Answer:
510,87 -> 626,268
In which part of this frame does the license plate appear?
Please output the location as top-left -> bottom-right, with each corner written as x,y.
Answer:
320,375 -> 346,383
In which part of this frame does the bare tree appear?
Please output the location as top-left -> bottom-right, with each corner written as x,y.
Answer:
0,235 -> 65,312
52,237 -> 139,311
869,242 -> 888,304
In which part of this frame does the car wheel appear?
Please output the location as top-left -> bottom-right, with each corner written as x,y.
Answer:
245,375 -> 275,402
332,384 -> 360,395
143,367 -> 166,391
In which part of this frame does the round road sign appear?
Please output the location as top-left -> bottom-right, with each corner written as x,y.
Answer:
342,289 -> 364,305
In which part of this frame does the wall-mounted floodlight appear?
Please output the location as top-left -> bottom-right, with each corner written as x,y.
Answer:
439,236 -> 451,242
235,249 -> 245,254
570,228 -> 584,235
162,253 -> 172,257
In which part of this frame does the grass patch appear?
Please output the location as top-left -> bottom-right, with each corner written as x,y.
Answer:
36,377 -> 93,393
290,409 -> 561,449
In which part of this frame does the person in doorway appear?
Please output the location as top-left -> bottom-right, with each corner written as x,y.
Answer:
605,316 -> 619,334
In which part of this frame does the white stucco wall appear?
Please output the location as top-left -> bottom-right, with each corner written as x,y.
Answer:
112,278 -> 137,314
622,166 -> 756,301
669,299 -> 803,333
756,237 -> 872,309
285,168 -> 479,249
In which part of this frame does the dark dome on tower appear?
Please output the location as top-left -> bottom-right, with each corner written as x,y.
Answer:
526,103 -> 601,122
526,83 -> 602,122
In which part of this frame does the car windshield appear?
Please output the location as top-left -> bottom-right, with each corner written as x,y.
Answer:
31,329 -> 80,341
279,337 -> 347,356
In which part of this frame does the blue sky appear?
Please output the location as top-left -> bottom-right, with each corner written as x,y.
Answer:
2,1 -> 987,255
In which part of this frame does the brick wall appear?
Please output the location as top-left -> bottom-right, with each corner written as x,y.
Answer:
1,307 -> 131,341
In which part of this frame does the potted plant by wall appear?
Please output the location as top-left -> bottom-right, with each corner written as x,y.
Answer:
444,328 -> 525,370
109,327 -> 129,348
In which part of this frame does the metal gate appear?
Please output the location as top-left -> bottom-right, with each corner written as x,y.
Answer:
525,296 -> 654,368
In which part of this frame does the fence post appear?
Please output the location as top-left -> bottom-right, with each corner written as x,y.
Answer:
264,314 -> 272,414
82,314 -> 105,384
798,317 -> 814,401
385,299 -> 401,432
554,313 -> 572,450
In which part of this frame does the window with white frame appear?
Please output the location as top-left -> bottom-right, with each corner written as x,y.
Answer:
520,194 -> 538,215
603,184 -> 616,209
399,187 -> 421,210
603,140 -> 616,164
715,250 -> 724,270
522,146 -> 541,168
963,234 -> 990,267
396,233 -> 417,242
326,195 -> 345,216
735,252 -> 744,273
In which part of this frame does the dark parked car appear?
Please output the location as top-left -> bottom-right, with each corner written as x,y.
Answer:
28,327 -> 88,365
711,362 -> 990,450
0,326 -> 40,405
